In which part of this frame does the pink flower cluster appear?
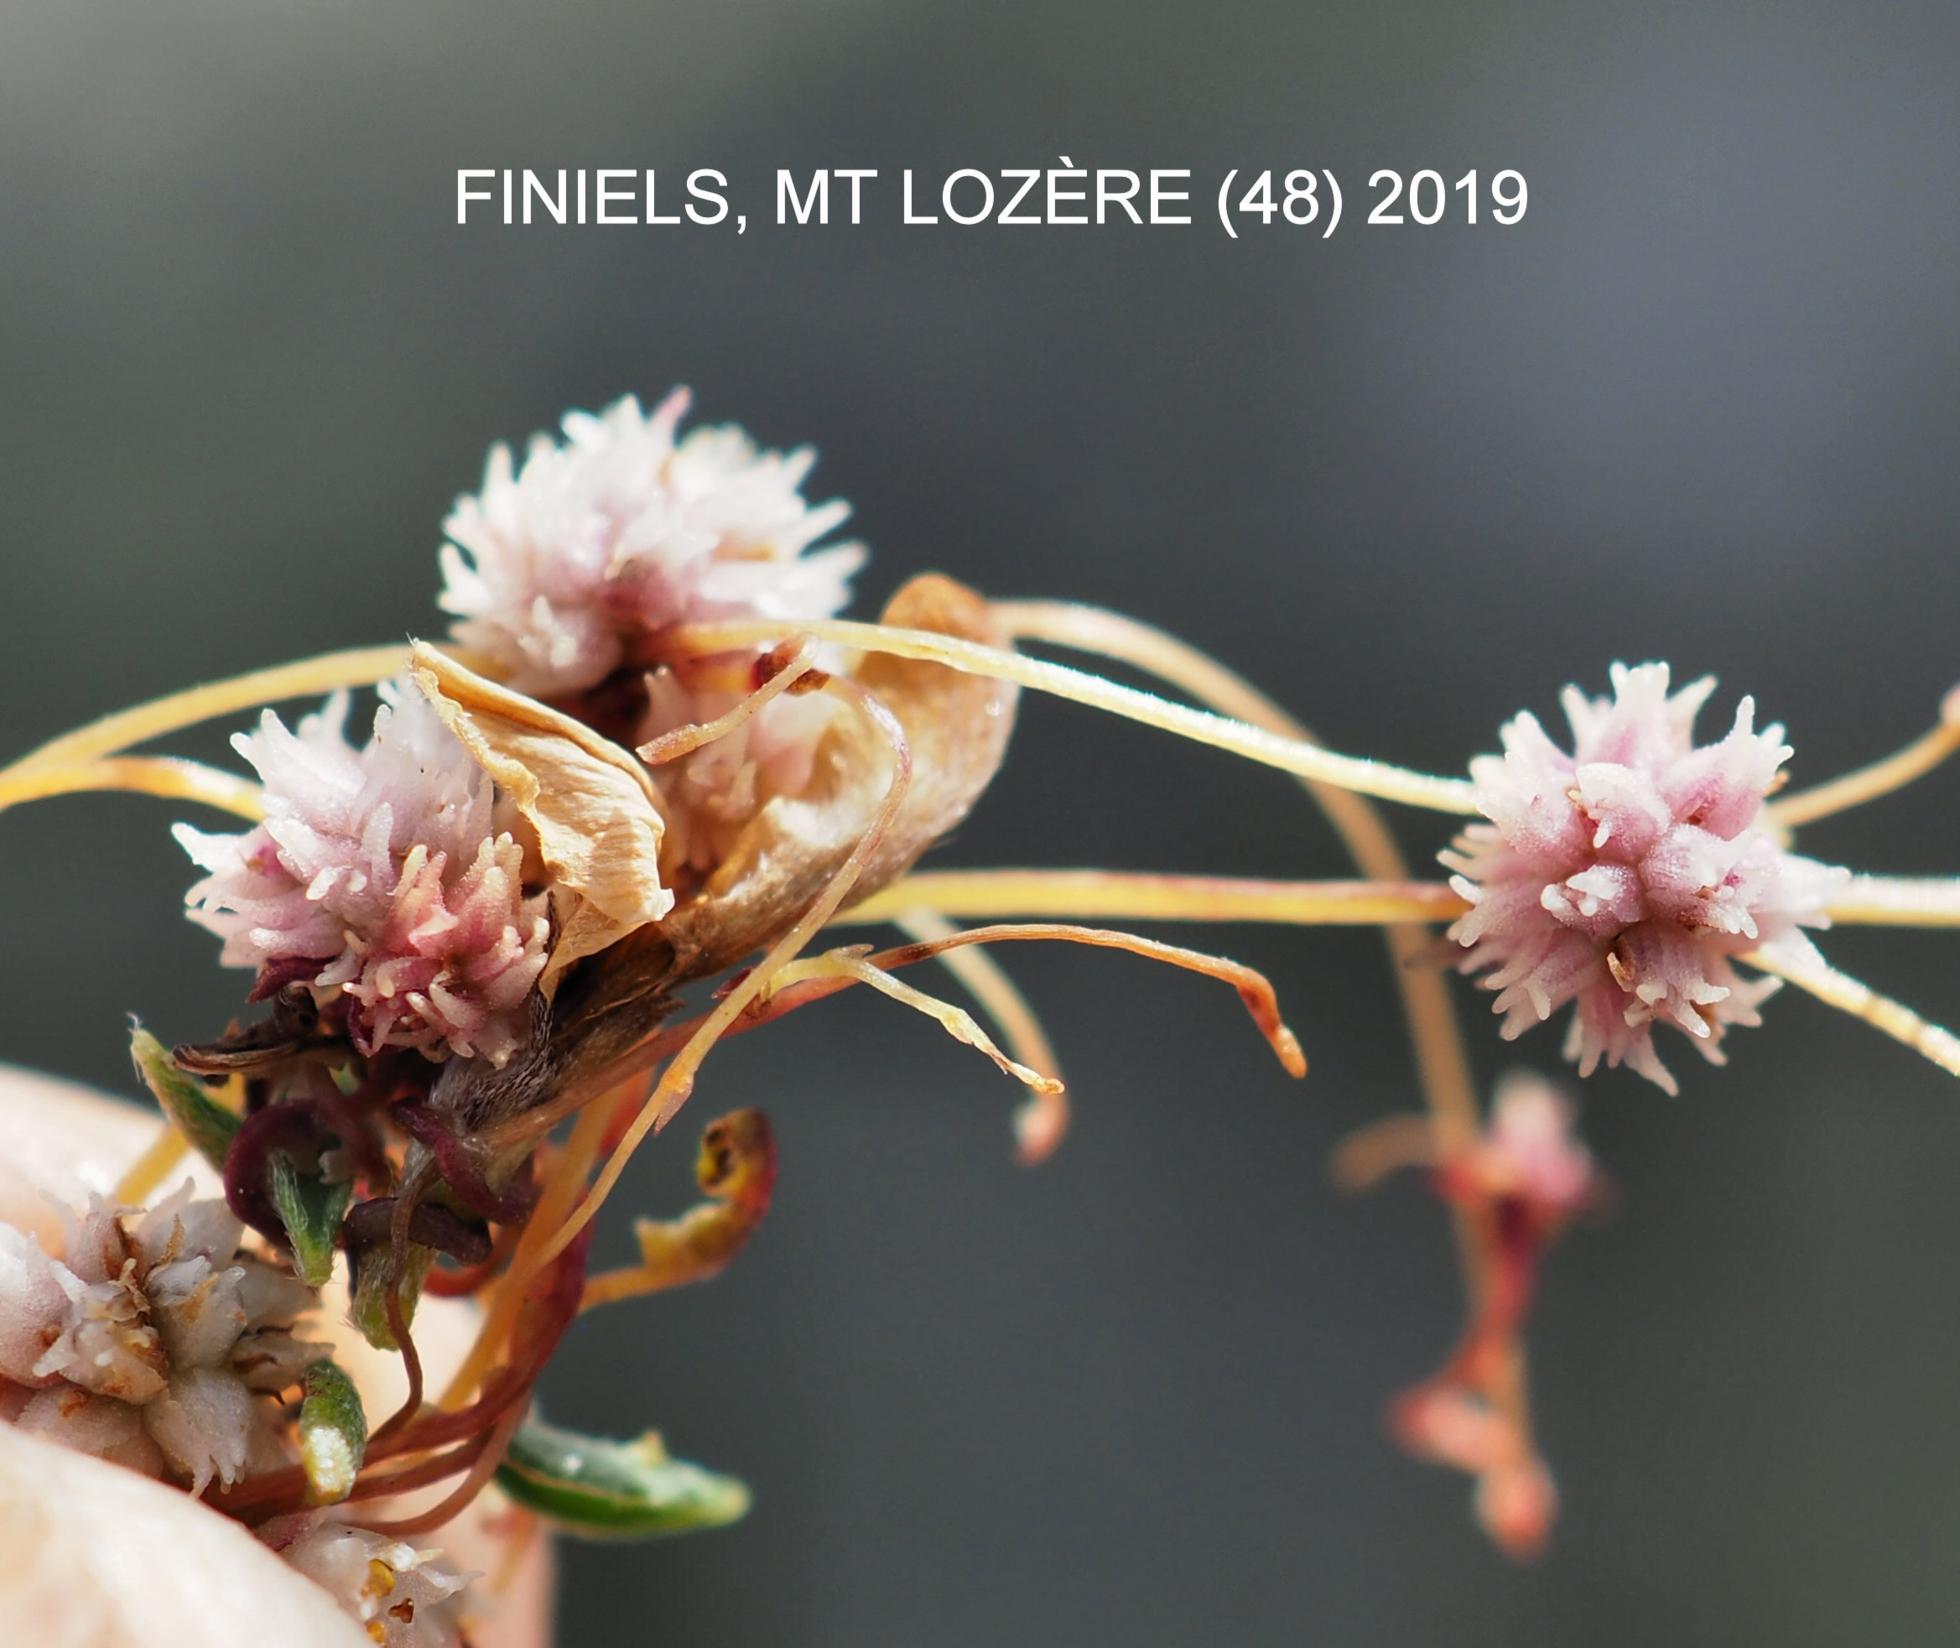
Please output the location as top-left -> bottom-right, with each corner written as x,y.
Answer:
1443,664 -> 1846,1093
176,684 -> 550,1066
1445,1073 -> 1597,1217
439,389 -> 867,874
438,389 -> 864,700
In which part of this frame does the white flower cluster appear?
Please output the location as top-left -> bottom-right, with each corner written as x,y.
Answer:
0,1185 -> 321,1493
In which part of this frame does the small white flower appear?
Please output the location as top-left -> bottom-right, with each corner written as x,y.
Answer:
281,1521 -> 473,1648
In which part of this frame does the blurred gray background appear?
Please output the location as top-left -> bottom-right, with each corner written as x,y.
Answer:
4,1 -> 1959,1642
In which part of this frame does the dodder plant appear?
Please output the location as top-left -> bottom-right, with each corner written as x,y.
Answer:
3,393 -> 1955,1635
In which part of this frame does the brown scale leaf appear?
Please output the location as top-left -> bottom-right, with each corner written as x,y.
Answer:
409,642 -> 675,996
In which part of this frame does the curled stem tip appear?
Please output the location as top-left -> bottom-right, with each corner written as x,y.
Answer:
987,599 -> 1480,1138
865,922 -> 1307,1079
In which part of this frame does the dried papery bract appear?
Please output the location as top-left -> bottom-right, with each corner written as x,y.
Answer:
664,575 -> 1021,978
415,575 -> 1017,1157
422,581 -> 971,1405
408,643 -> 674,993
521,666 -> 915,1275
0,406 -> 1333,1613
440,577 -> 1309,1415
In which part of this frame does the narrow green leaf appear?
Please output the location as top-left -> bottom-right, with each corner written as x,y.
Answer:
350,1240 -> 434,1350
269,1155 -> 352,1288
298,1360 -> 368,1505
496,1417 -> 751,1540
128,1024 -> 239,1170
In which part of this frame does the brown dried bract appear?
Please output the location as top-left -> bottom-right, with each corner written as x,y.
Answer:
432,574 -> 1019,1132
410,643 -> 674,997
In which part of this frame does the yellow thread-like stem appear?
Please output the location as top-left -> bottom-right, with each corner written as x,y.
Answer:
1769,717 -> 1960,828
3,643 -> 411,779
991,602 -> 1518,1452
667,615 -> 1479,814
858,921 -> 1306,1079
0,757 -> 265,822
636,637 -> 822,765
1824,875 -> 1960,928
114,1126 -> 192,1204
1746,946 -> 1960,1078
765,947 -> 1064,1096
525,677 -> 913,1275
439,1093 -> 618,1411
849,870 -> 1466,928
991,601 -> 1482,1145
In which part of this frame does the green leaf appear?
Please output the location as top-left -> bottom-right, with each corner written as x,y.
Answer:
298,1360 -> 368,1505
128,1024 -> 239,1170
496,1417 -> 751,1540
350,1240 -> 434,1351
269,1155 -> 351,1288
